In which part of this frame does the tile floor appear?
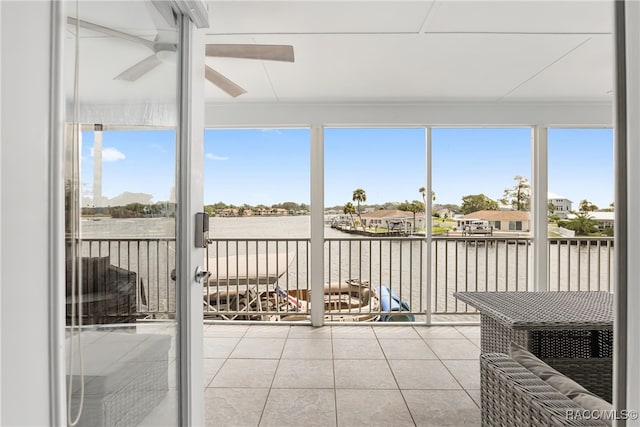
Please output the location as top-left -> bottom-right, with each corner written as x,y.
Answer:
201,324 -> 481,427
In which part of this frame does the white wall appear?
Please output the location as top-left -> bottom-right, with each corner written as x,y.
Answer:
204,101 -> 613,128
1,1 -> 53,425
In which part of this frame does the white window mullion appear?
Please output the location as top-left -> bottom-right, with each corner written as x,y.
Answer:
424,127 -> 432,324
531,126 -> 548,292
310,125 -> 324,326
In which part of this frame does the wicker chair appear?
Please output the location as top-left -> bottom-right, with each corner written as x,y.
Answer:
481,353 -> 610,427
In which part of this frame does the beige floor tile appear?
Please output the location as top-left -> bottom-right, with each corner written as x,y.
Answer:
443,359 -> 480,390
455,326 -> 481,340
373,326 -> 422,339
332,338 -> 385,359
195,323 -> 486,427
204,388 -> 269,427
388,359 -> 461,390
330,326 -> 376,339
204,324 -> 249,337
334,359 -> 397,389
424,339 -> 480,359
244,325 -> 291,338
204,358 -> 225,387
260,389 -> 336,427
402,389 -> 480,426
415,326 -> 466,339
203,337 -> 240,358
272,359 -> 334,388
288,325 -> 332,338
230,338 -> 285,359
467,389 -> 481,407
281,338 -> 333,359
336,389 -> 414,427
210,359 -> 279,388
378,338 -> 438,359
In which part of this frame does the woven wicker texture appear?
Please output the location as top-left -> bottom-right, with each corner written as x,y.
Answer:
454,291 -> 613,329
456,292 -> 613,403
481,353 -> 609,427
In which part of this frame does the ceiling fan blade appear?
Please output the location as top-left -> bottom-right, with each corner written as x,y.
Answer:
205,65 -> 247,97
206,44 -> 294,62
115,55 -> 162,81
67,17 -> 155,50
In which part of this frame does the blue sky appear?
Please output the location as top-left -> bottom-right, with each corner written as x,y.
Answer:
81,127 -> 614,209
81,129 -> 176,203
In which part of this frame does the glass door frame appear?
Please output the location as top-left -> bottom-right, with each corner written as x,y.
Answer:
175,9 -> 207,426
50,2 -> 208,425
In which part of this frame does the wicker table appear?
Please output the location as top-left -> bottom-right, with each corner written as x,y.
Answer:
454,291 -> 613,401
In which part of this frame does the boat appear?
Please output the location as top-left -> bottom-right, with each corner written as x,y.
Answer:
376,285 -> 415,322
203,252 -> 295,320
206,252 -> 295,286
274,279 -> 381,322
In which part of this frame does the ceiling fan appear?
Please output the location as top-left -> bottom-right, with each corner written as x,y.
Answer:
66,16 -> 294,97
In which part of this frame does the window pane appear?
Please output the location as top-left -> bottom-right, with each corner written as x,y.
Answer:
324,128 -> 426,321
202,128 -> 311,321
432,128 -> 531,306
548,128 -> 614,291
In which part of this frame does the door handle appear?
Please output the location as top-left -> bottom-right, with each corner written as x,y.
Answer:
195,266 -> 211,283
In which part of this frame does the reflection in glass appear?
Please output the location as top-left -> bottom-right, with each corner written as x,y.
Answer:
64,2 -> 179,425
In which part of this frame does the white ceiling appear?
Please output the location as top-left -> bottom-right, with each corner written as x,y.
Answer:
203,0 -> 614,103
66,1 -> 615,124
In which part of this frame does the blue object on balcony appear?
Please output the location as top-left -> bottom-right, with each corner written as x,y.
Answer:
377,285 -> 415,322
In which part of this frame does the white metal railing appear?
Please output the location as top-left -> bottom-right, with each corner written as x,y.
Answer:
72,236 -> 614,322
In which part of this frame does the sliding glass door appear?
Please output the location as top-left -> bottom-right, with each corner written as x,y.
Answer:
62,2 -> 204,425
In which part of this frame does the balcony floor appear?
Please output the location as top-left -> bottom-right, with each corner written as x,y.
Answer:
139,324 -> 481,426
199,324 -> 481,426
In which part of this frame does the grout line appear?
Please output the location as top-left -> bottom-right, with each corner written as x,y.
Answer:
330,327 -> 340,427
255,325 -> 288,427
374,330 -> 418,426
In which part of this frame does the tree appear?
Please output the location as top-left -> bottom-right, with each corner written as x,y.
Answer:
343,202 -> 357,228
352,188 -> 367,231
548,202 -> 556,216
212,201 -> 228,211
398,199 -> 425,233
564,212 -> 598,236
460,194 -> 499,214
419,187 -> 435,207
501,175 -> 531,211
578,199 -> 599,213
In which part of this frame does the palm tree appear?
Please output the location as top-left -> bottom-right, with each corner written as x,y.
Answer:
352,188 -> 367,231
343,202 -> 356,229
399,200 -> 425,234
567,212 -> 598,236
419,187 -> 435,204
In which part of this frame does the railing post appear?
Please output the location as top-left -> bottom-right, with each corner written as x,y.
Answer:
310,125 -> 325,327
532,126 -> 548,292
425,127 -> 432,325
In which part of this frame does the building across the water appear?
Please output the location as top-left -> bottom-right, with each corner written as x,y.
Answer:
548,192 -> 573,219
